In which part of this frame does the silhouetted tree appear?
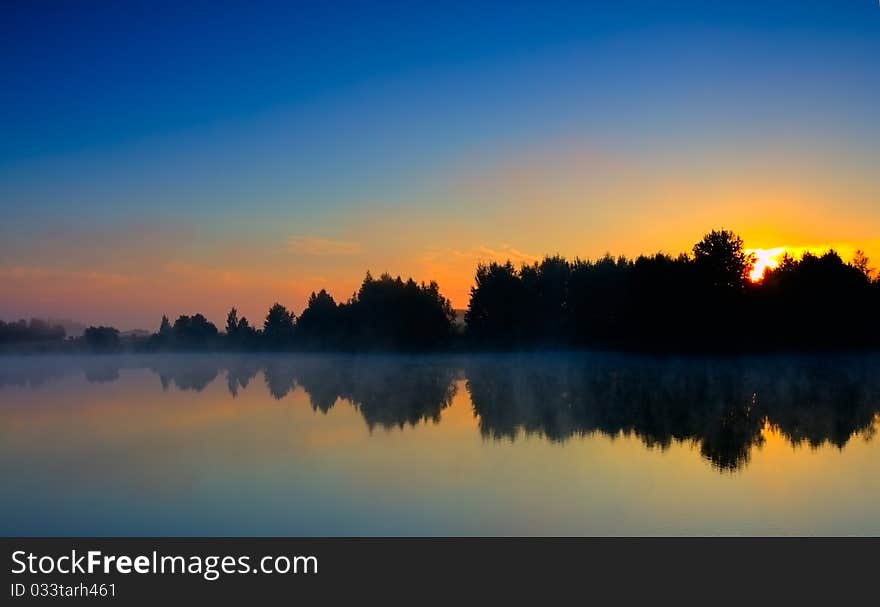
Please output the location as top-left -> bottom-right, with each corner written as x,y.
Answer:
692,229 -> 754,293
263,303 -> 296,349
852,250 -> 871,278
760,249 -> 875,348
10,227 -> 879,354
224,307 -> 260,349
146,314 -> 176,350
688,230 -> 755,350
226,307 -> 239,336
567,254 -> 631,347
0,319 -> 66,343
235,316 -> 259,348
624,252 -> 695,350
83,326 -> 120,351
296,289 -> 342,348
465,261 -> 528,347
521,255 -> 570,344
171,314 -> 219,348
345,273 -> 455,350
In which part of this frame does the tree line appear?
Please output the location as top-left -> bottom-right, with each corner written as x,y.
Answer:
145,271 -> 456,352
467,229 -> 880,351
3,229 -> 879,353
0,318 -> 66,344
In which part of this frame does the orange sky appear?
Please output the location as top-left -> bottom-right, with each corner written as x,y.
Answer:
2,141 -> 879,330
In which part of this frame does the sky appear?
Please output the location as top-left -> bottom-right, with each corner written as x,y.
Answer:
2,1 -> 879,330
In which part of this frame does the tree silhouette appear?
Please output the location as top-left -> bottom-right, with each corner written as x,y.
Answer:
6,228 -> 880,354
0,319 -> 66,343
263,303 -> 296,349
226,307 -> 239,336
692,229 -> 754,293
83,326 -> 120,351
567,254 -> 631,347
852,249 -> 871,278
687,230 -> 752,350
170,314 -> 219,348
760,249 -> 876,348
465,261 -> 527,347
624,252 -> 695,350
522,255 -> 570,344
296,289 -> 342,349
345,272 -> 455,350
223,307 -> 261,349
461,229 -> 880,352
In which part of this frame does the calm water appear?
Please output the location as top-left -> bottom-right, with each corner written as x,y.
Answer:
1,353 -> 879,536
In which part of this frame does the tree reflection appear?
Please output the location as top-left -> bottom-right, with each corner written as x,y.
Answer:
2,353 -> 878,472
464,354 -> 880,471
225,358 -> 261,398
292,356 -> 350,413
339,359 -> 457,430
264,355 -> 458,430
262,358 -> 298,400
148,357 -> 220,392
220,355 -> 458,429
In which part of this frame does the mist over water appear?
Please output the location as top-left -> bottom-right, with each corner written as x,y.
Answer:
2,353 -> 879,535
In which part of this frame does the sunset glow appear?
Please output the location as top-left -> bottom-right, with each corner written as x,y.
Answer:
747,248 -> 786,282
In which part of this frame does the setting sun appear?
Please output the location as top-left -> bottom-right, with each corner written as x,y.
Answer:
747,247 -> 786,282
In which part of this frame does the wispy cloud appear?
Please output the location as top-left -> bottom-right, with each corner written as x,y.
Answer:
412,243 -> 541,308
0,265 -> 136,288
416,243 -> 540,272
472,244 -> 540,265
287,235 -> 362,256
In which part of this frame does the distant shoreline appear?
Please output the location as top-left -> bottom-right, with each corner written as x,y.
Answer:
3,230 -> 879,355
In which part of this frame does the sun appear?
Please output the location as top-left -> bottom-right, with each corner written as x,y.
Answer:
747,247 -> 786,282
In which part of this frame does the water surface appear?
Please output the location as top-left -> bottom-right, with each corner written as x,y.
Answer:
2,353 -> 879,535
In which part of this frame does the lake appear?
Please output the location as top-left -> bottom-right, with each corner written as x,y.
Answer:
1,353 -> 879,535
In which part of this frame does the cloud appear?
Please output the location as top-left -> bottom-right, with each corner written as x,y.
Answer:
472,244 -> 540,265
412,243 -> 541,308
417,243 -> 540,271
0,265 -> 136,288
287,236 -> 362,256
